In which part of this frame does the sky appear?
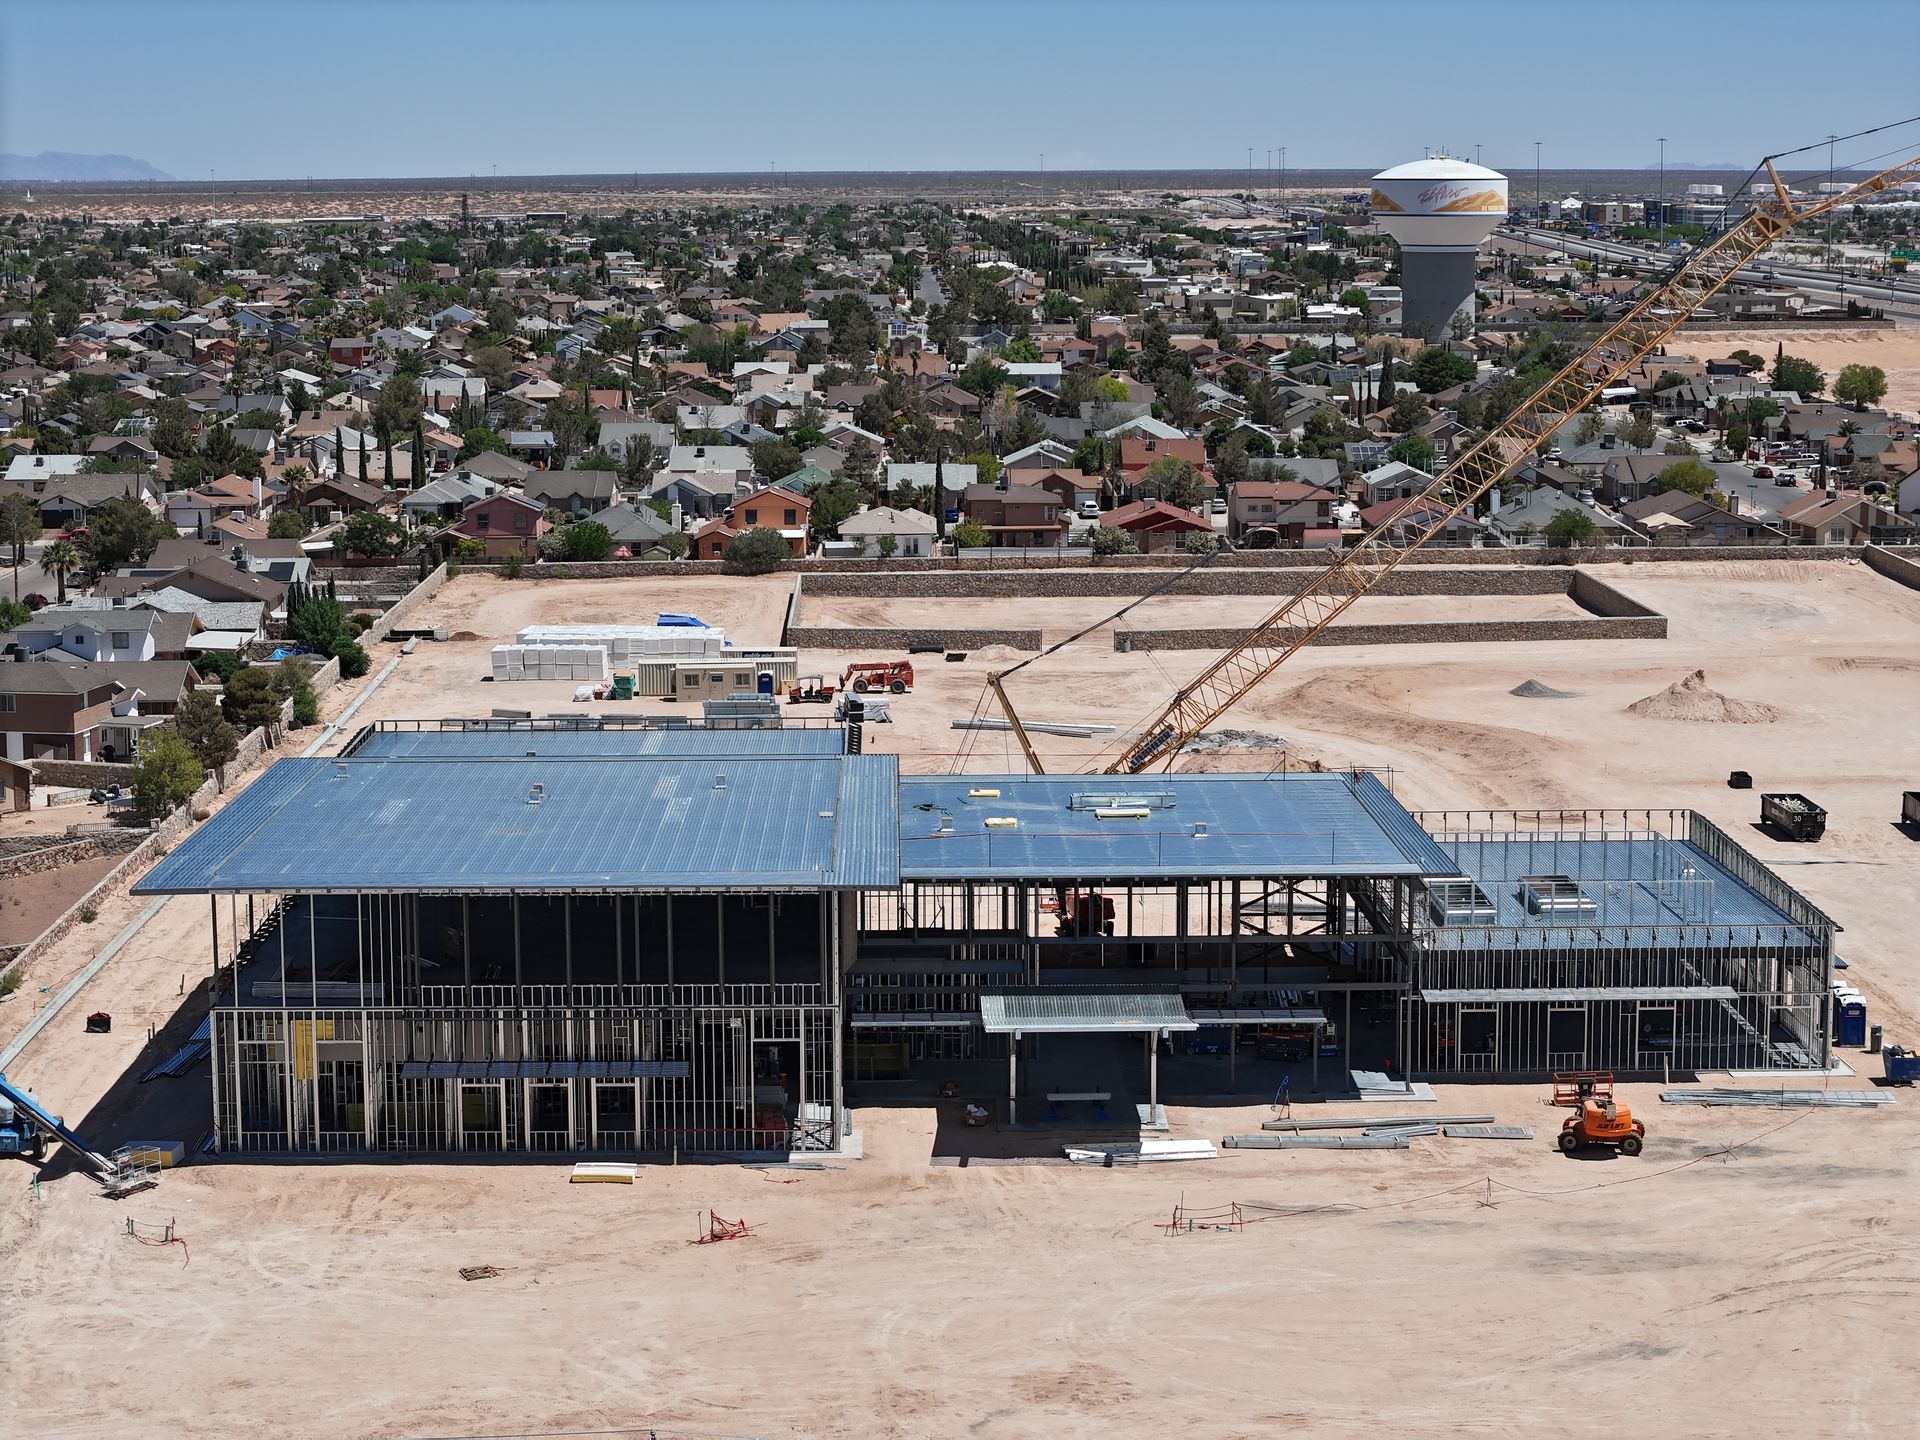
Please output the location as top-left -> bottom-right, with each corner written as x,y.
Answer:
3,0 -> 1917,180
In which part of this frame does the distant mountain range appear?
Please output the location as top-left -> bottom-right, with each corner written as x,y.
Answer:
0,151 -> 174,182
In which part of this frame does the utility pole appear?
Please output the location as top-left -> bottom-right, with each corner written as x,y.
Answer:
1827,134 -> 1839,246
1475,143 -> 1482,167
1280,146 -> 1287,207
1534,141 -> 1542,218
1657,136 -> 1667,247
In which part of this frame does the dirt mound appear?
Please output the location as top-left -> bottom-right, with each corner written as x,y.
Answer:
448,630 -> 482,642
1626,669 -> 1780,724
1511,679 -> 1578,699
968,644 -> 1027,663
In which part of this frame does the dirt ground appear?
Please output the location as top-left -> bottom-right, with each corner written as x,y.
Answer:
6,558 -> 1920,1437
1677,327 -> 1920,417
0,852 -> 127,948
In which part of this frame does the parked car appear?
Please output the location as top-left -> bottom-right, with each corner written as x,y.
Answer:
1210,498 -> 1227,514
1078,501 -> 1099,519
1752,465 -> 1774,478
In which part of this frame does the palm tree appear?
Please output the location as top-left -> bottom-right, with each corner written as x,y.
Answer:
40,538 -> 81,604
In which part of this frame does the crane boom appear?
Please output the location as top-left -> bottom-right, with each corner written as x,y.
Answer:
1105,151 -> 1920,775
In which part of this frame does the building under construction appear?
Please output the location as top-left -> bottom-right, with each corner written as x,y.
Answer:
137,719 -> 1837,1157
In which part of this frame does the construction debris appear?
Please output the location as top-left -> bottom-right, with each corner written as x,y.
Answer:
1444,1125 -> 1536,1140
1262,1113 -> 1495,1132
459,1266 -> 503,1281
569,1162 -> 638,1183
1180,728 -> 1288,754
1659,1088 -> 1893,1108
1223,1134 -> 1411,1150
1365,1123 -> 1438,1138
952,717 -> 1118,737
1064,1139 -> 1218,1165
691,1211 -> 759,1244
1348,1070 -> 1437,1103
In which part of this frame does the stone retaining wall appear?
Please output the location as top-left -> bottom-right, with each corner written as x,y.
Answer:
0,832 -> 142,880
31,759 -> 138,789
317,544 -> 1876,581
1570,570 -> 1664,620
1116,615 -> 1666,651
1863,544 -> 1920,593
364,562 -> 449,645
784,626 -> 1043,653
796,567 -> 1579,601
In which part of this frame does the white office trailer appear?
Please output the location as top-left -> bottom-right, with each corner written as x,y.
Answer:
514,625 -> 726,661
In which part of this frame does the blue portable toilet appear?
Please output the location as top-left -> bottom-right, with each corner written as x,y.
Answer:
756,670 -> 774,696
1834,987 -> 1867,1048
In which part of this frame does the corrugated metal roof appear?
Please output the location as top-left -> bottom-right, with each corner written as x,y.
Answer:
1351,772 -> 1462,877
979,987 -> 1197,1033
899,771 -> 1431,880
1424,834 -> 1819,951
1420,986 -> 1739,1004
136,754 -> 899,894
352,727 -> 845,758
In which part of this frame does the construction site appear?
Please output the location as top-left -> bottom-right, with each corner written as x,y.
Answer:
5,140 -> 1920,1438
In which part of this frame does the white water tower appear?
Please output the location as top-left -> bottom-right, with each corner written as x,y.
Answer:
1369,156 -> 1508,342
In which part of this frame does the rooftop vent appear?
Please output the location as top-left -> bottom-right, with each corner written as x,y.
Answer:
984,816 -> 1018,829
527,783 -> 545,806
1093,807 -> 1150,820
713,771 -> 727,790
1428,879 -> 1497,926
967,787 -> 1001,799
1069,791 -> 1175,811
936,811 -> 954,835
1518,874 -> 1596,916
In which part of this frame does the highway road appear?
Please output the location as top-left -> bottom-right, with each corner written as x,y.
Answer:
1497,226 -> 1920,321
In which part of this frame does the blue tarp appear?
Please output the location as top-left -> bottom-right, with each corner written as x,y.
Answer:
656,613 -> 709,627
266,647 -> 316,662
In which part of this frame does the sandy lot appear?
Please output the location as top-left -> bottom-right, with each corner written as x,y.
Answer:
802,591 -> 1591,636
6,558 -> 1920,1437
1677,327 -> 1920,417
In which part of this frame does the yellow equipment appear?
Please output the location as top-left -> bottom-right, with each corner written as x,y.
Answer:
989,135 -> 1920,775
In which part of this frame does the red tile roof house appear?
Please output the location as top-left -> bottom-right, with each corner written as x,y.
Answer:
724,484 -> 812,557
447,492 -> 549,557
1117,436 -> 1208,478
690,517 -> 741,561
963,483 -> 1070,549
1098,498 -> 1214,552
1229,479 -> 1338,545
1358,494 -> 1482,547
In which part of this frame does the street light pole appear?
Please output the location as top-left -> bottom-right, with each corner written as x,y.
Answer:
1658,136 -> 1667,248
1534,141 -> 1542,218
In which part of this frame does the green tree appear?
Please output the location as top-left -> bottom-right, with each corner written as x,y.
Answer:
0,597 -> 31,629
39,538 -> 82,603
1408,347 -> 1476,393
1136,456 -> 1205,510
290,594 -> 350,655
80,495 -> 174,572
955,354 -> 1010,399
961,452 -> 1001,486
806,482 -> 866,540
1388,391 -> 1429,433
1000,337 -> 1042,363
748,438 -> 805,482
951,518 -> 990,549
1181,529 -> 1221,555
560,521 -> 612,560
842,437 -> 879,489
339,511 -> 411,559
150,396 -> 197,458
1386,435 -> 1437,472
132,727 -> 205,821
1622,409 -> 1657,451
722,527 -> 793,573
1725,416 -> 1750,456
173,689 -> 239,787
1771,353 -> 1824,398
1089,525 -> 1138,556
268,509 -> 312,539
1576,411 -> 1606,446
469,345 -> 514,392
1662,438 -> 1696,456
1543,509 -> 1598,549
0,491 -> 37,585
1094,375 -> 1130,403
1655,458 -> 1718,498
1833,364 -> 1887,411
457,426 -> 509,461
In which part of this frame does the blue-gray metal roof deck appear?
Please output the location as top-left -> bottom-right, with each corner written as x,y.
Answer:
135,754 -> 899,895
898,771 -> 1444,880
349,726 -> 846,759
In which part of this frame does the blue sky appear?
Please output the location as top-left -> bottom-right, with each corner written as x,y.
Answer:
4,0 -> 1915,179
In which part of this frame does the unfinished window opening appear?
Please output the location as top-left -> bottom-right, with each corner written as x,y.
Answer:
1427,879 -> 1497,926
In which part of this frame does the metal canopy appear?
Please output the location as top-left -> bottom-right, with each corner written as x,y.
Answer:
1187,1007 -> 1328,1026
979,988 -> 1196,1034
1419,985 -> 1739,1004
849,1012 -> 981,1029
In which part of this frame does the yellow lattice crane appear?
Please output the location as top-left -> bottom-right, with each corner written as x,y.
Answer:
989,138 -> 1920,776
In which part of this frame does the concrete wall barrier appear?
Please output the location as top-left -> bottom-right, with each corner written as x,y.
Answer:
0,832 -> 143,880
1863,544 -> 1920,592
1116,615 -> 1666,651
30,759 -> 138,789
1570,569 -> 1664,619
785,626 -> 1043,653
